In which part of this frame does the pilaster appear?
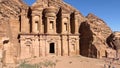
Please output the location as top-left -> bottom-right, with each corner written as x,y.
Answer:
21,9 -> 30,33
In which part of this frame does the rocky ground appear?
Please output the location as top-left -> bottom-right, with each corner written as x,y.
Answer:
6,56 -> 118,68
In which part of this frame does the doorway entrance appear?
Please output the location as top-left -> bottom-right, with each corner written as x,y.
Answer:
49,43 -> 55,53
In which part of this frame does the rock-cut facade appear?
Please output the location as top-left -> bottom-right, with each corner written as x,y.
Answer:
19,0 -> 82,59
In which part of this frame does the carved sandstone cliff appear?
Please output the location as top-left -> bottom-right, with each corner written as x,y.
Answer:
0,0 -> 117,65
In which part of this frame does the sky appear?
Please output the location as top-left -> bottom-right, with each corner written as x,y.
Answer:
23,0 -> 120,31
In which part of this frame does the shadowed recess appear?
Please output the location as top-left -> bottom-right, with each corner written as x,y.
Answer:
22,0 -> 36,6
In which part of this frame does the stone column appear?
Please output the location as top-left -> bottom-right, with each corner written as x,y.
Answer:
32,39 -> 35,58
49,17 -> 57,34
61,35 -> 68,56
32,14 -> 35,33
54,17 -> 57,34
39,13 -> 43,33
21,11 -> 29,33
39,36 -> 41,57
68,17 -> 71,34
74,20 -> 79,34
76,38 -> 80,55
74,12 -> 79,34
33,36 -> 40,57
19,36 -> 24,59
61,17 -> 64,34
39,36 -> 46,57
46,40 -> 49,56
46,18 -> 49,34
57,39 -> 62,56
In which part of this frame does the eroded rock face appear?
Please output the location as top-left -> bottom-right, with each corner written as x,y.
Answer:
79,13 -> 113,58
107,32 -> 120,58
0,0 -> 26,64
107,32 -> 120,50
0,0 -> 24,38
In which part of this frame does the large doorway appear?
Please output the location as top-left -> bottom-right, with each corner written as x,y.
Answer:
49,43 -> 55,53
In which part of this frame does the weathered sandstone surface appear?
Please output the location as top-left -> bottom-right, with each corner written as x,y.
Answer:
107,32 -> 120,58
0,0 -> 119,67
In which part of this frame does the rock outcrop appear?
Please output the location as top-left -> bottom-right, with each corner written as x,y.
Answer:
79,13 -> 113,58
107,32 -> 120,58
0,0 -> 26,64
0,0 -> 23,39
